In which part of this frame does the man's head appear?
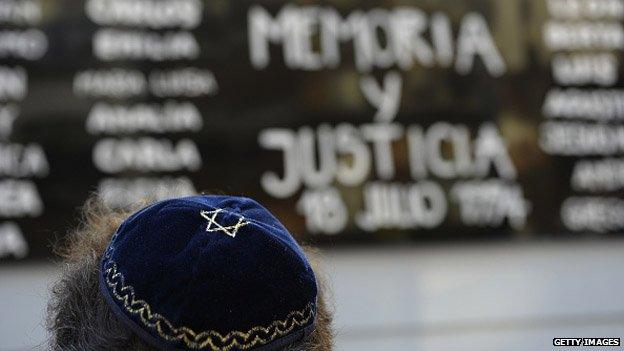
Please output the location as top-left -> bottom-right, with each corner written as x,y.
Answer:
47,196 -> 333,351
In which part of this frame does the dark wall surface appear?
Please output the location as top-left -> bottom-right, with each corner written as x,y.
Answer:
1,0 -> 623,262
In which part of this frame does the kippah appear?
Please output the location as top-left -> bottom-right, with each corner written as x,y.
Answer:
99,195 -> 317,351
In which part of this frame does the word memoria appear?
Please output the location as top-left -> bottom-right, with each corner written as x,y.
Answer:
249,5 -> 507,76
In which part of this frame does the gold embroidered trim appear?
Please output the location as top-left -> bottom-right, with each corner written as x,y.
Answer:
103,261 -> 315,350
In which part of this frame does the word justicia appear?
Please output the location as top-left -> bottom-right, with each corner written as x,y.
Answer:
249,5 -> 507,76
259,122 -> 517,198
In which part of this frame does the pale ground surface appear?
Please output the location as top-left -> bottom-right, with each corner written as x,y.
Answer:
1,239 -> 624,351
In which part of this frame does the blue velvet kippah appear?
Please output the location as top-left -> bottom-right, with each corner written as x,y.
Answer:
99,195 -> 317,351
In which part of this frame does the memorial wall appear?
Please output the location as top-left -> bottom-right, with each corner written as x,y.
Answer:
0,0 -> 623,262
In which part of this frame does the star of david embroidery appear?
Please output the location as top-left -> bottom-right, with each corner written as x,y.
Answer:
200,209 -> 249,238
